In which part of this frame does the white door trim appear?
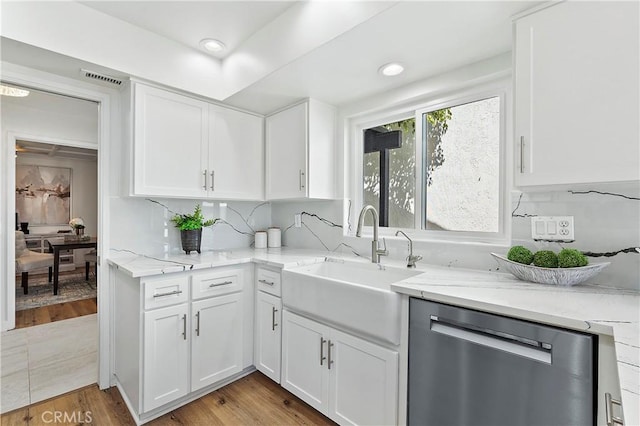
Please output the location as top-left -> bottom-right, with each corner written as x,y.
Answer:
1,62 -> 117,389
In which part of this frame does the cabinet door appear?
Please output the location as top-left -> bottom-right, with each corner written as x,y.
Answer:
143,304 -> 189,412
191,293 -> 243,392
133,84 -> 209,197
266,102 -> 308,199
209,105 -> 264,200
255,291 -> 282,383
281,310 -> 329,414
328,328 -> 399,426
514,2 -> 640,186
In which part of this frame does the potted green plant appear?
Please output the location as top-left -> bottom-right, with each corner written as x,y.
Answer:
171,204 -> 217,254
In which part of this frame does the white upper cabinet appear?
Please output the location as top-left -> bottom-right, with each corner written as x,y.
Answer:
266,99 -> 337,200
208,105 -> 264,200
132,83 -> 264,200
133,84 -> 209,198
514,2 -> 640,187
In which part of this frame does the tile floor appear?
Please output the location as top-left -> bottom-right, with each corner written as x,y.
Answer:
0,313 -> 97,413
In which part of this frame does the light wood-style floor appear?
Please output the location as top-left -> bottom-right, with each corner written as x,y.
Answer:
14,268 -> 97,329
1,372 -> 336,426
14,298 -> 98,330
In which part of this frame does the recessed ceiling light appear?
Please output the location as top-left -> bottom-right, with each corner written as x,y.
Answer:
0,84 -> 29,97
200,39 -> 226,53
379,63 -> 404,77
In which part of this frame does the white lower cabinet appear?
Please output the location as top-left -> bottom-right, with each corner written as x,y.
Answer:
191,293 -> 243,392
112,265 -> 249,423
255,290 -> 282,383
143,303 -> 190,412
282,310 -> 399,425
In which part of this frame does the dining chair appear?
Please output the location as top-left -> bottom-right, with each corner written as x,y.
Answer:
15,230 -> 54,294
85,250 -> 98,280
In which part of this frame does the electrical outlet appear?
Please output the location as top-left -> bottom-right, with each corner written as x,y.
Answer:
294,213 -> 302,228
531,216 -> 574,242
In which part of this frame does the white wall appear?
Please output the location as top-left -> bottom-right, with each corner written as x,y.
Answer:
1,90 -> 99,145
15,153 -> 98,238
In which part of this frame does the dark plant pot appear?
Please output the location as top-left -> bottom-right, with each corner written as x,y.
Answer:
180,228 -> 202,254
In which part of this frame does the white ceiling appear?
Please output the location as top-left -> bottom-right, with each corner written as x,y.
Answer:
16,139 -> 98,160
79,1 -> 295,58
224,1 -> 540,113
1,1 -> 542,114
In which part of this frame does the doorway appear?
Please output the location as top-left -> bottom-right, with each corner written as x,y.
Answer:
14,139 -> 98,327
1,79 -> 109,413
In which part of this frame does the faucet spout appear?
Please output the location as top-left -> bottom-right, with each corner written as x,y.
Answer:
395,230 -> 422,268
355,205 -> 388,263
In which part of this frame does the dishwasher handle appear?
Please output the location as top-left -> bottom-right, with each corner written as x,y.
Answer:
430,315 -> 552,364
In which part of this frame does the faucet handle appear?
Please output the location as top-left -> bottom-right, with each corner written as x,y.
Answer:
378,238 -> 389,256
407,254 -> 422,268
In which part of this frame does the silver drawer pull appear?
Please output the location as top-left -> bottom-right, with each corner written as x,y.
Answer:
327,340 -> 334,370
209,280 -> 233,288
320,337 -> 326,366
182,314 -> 187,340
258,279 -> 275,286
153,290 -> 183,298
520,136 -> 525,173
606,393 -> 624,425
272,307 -> 278,331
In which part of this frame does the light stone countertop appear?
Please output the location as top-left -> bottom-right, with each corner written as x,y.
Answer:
108,248 -> 639,424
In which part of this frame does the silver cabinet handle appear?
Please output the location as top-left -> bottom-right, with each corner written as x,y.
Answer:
209,280 -> 233,288
606,393 -> 624,425
258,279 -> 274,286
210,170 -> 215,191
195,311 -> 200,337
327,340 -> 334,370
182,314 -> 187,340
520,136 -> 525,173
271,307 -> 278,331
320,337 -> 327,366
153,290 -> 183,298
299,169 -> 305,190
203,169 -> 208,190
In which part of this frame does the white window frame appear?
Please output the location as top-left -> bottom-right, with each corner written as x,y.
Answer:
348,78 -> 511,246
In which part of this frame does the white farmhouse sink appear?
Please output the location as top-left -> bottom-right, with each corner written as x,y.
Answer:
282,260 -> 422,345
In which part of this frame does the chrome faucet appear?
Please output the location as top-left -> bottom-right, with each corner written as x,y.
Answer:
395,230 -> 422,268
355,205 -> 388,263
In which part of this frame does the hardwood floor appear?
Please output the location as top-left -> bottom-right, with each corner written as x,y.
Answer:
14,298 -> 97,330
14,267 -> 97,329
1,372 -> 335,426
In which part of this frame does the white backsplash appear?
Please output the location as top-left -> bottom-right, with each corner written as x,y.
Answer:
270,186 -> 640,291
109,197 -> 271,256
108,186 -> 638,290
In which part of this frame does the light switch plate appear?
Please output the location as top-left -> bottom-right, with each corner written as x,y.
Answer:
531,216 -> 574,242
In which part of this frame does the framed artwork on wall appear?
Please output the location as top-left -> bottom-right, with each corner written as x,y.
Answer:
15,165 -> 72,226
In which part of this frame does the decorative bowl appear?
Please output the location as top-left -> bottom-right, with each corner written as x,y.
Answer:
490,253 -> 609,286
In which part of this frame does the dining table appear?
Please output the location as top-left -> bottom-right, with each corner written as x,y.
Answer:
47,237 -> 97,295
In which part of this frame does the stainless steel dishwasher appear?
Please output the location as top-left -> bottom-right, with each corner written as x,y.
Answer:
408,298 -> 596,426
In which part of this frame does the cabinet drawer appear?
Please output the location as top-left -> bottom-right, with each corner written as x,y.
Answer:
256,267 -> 281,297
143,275 -> 189,310
191,268 -> 243,300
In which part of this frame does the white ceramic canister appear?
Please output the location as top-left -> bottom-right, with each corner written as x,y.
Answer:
254,231 -> 267,249
267,227 -> 282,248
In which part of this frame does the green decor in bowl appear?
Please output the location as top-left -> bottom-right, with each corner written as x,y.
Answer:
491,253 -> 609,286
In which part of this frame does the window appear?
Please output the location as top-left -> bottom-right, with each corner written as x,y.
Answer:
358,86 -> 506,241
